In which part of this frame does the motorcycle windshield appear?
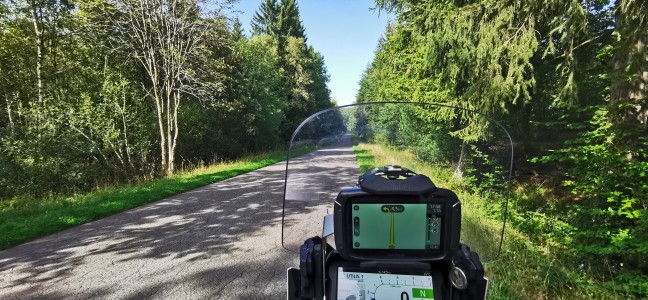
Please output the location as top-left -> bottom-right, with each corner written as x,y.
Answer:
281,102 -> 513,262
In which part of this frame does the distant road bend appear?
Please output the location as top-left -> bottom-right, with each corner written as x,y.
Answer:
0,137 -> 359,299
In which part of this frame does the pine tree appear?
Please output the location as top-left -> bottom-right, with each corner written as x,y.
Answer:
232,17 -> 245,40
610,0 -> 648,126
251,0 -> 279,36
278,0 -> 306,40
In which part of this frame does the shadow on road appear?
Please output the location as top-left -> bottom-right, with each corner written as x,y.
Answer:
0,136 -> 360,299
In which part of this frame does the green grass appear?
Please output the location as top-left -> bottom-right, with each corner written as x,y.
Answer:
352,145 -> 376,173
352,142 -> 635,299
0,151 -> 291,250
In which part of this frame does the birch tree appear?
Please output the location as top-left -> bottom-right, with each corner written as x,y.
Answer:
103,0 -> 222,174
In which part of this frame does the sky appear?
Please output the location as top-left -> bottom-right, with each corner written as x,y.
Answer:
228,0 -> 393,105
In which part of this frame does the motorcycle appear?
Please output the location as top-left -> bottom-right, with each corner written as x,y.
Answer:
281,102 -> 513,300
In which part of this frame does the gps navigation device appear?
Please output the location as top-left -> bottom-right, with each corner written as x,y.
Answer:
333,166 -> 461,261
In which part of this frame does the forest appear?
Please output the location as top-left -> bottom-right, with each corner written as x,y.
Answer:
1,0 -> 646,297
358,0 -> 647,297
0,0 -> 332,198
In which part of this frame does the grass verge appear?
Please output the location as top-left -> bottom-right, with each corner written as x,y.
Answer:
353,142 -> 632,299
0,151 -> 289,250
352,145 -> 376,173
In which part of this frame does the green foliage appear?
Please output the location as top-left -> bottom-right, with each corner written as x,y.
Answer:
534,107 -> 648,261
361,0 -> 615,138
463,145 -> 508,199
251,0 -> 279,36
352,105 -> 462,161
249,0 -> 332,140
366,0 -> 546,112
278,37 -> 333,139
235,35 -> 287,150
251,0 -> 306,40
362,0 -> 646,296
278,0 -> 306,40
231,17 -> 245,40
0,0 -> 331,200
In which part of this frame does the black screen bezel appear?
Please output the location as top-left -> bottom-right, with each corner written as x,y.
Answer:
344,195 -> 446,259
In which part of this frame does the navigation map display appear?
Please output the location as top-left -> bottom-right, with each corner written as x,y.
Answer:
351,204 -> 442,250
337,269 -> 435,300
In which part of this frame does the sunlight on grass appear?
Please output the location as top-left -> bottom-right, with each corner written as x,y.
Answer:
353,142 -> 626,300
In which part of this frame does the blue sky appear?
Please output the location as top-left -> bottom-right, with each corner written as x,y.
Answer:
228,0 -> 393,105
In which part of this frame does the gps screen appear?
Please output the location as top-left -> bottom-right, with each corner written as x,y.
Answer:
351,203 -> 442,250
337,268 -> 435,300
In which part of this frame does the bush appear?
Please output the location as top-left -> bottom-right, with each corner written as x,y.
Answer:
533,107 -> 648,271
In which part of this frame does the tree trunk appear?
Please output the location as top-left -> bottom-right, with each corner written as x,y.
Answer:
4,94 -> 14,133
120,82 -> 135,172
165,81 -> 174,175
610,0 -> 648,126
453,141 -> 468,180
169,89 -> 181,175
154,85 -> 167,174
30,0 -> 44,104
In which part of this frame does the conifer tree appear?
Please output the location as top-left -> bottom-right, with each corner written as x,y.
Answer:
610,0 -> 648,125
232,17 -> 245,40
251,0 -> 279,36
278,0 -> 306,40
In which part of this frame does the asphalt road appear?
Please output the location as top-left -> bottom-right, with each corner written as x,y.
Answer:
0,137 -> 359,299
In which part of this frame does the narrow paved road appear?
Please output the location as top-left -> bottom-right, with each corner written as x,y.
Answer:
0,137 -> 359,299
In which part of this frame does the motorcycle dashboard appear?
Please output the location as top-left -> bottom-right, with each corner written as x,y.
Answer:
327,259 -> 443,300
